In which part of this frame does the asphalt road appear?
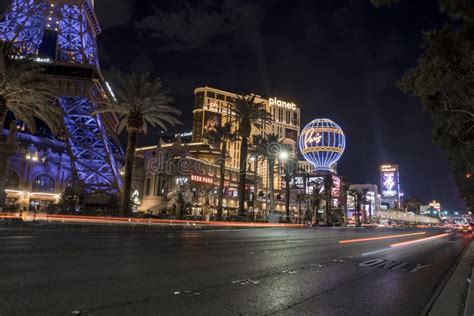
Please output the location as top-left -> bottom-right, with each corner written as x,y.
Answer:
0,227 -> 470,315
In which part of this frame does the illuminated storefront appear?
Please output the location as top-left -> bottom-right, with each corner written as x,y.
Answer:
2,131 -> 71,211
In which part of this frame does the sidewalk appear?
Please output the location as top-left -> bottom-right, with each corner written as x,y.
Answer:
427,237 -> 474,316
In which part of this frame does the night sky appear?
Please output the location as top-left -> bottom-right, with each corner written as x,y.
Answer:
0,0 -> 466,211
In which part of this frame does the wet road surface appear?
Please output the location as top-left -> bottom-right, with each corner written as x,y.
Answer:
0,227 -> 470,315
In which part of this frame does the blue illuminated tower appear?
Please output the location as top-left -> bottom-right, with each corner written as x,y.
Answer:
0,0 -> 122,194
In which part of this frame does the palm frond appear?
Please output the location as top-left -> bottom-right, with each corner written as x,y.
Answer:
0,43 -> 59,134
97,71 -> 182,135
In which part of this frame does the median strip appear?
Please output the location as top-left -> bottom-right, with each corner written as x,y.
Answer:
339,232 -> 426,244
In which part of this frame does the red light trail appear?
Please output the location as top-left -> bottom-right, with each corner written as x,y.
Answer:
0,213 -> 304,228
390,233 -> 450,248
339,232 -> 426,244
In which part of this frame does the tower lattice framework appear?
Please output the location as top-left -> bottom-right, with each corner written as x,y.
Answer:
0,0 -> 123,194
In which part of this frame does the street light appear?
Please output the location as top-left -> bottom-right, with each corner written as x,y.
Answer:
278,149 -> 291,223
279,150 -> 289,161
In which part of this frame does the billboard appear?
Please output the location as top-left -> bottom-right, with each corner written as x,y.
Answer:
203,111 -> 222,134
331,175 -> 341,198
380,164 -> 400,199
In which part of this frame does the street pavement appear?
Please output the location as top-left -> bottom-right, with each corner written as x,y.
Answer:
0,227 -> 470,315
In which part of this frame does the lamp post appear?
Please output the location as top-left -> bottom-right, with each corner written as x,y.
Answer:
279,150 -> 291,223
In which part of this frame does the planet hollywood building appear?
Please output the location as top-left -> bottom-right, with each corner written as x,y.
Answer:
133,87 -> 304,217
192,87 -> 302,208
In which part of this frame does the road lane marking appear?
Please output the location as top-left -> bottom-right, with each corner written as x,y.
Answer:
339,232 -> 426,244
411,263 -> 431,272
359,259 -> 431,273
389,233 -> 450,248
361,247 -> 394,256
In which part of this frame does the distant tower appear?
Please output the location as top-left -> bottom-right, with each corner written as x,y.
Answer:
0,0 -> 122,194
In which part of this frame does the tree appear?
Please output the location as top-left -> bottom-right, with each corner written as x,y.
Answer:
168,183 -> 191,219
283,158 -> 297,222
348,188 -> 363,227
250,134 -> 267,215
323,174 -> 334,226
261,133 -> 285,218
93,72 -> 181,217
310,178 -> 325,225
398,26 -> 474,210
361,188 -> 369,224
340,177 -> 351,226
0,44 -> 63,209
204,122 -> 237,220
373,0 -> 474,211
59,181 -> 85,214
229,95 -> 271,217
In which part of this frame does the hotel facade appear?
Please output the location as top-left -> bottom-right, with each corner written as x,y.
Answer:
192,86 -> 302,193
134,86 -> 309,217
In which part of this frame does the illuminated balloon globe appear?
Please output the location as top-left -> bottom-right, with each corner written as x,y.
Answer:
299,118 -> 346,172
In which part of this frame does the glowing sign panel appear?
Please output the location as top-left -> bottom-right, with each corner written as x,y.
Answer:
380,164 -> 400,198
191,174 -> 214,184
299,119 -> 346,172
269,97 -> 297,110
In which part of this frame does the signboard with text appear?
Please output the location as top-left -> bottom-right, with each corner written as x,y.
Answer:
380,164 -> 400,199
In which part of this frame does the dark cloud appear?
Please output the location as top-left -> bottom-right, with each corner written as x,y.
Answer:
135,0 -> 259,51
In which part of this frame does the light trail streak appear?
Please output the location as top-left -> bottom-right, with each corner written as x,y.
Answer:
0,213 -> 304,228
339,232 -> 426,244
390,233 -> 450,248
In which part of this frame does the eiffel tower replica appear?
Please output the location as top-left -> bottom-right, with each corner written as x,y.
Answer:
0,0 -> 123,196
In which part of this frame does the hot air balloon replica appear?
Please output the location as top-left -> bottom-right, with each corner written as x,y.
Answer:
299,118 -> 346,172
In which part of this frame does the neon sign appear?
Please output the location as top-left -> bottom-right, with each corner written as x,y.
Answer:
380,164 -> 400,198
299,119 -> 346,172
191,174 -> 214,184
269,97 -> 297,110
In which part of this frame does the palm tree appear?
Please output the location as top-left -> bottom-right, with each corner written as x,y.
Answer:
204,122 -> 237,220
310,178 -> 325,225
361,188 -> 369,224
283,158 -> 297,222
0,44 -> 63,209
323,174 -> 334,225
229,95 -> 271,217
348,188 -> 365,227
93,72 -> 181,217
340,177 -> 351,226
261,133 -> 285,218
250,134 -> 267,215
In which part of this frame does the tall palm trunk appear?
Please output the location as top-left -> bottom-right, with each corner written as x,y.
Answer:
216,143 -> 226,220
325,191 -> 331,226
284,174 -> 290,222
0,98 -> 8,208
344,198 -> 348,227
0,121 -> 17,210
238,135 -> 248,217
356,199 -> 362,227
121,130 -> 138,217
269,158 -> 275,216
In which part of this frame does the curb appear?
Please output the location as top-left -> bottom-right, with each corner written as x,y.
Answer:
465,267 -> 474,316
426,237 -> 474,316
